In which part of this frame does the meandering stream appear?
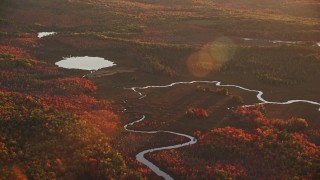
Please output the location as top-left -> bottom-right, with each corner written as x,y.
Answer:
124,80 -> 320,179
36,29 -> 320,179
48,33 -> 319,179
124,115 -> 197,180
242,38 -> 320,47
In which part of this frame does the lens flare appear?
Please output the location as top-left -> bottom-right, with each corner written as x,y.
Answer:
207,36 -> 236,64
187,50 -> 215,78
187,36 -> 236,78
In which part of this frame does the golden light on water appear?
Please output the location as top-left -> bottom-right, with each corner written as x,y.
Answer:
187,36 -> 236,78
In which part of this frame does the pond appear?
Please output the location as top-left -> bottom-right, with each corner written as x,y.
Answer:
38,32 -> 57,38
55,56 -> 116,71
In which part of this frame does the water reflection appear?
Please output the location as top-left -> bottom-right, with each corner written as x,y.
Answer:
38,32 -> 57,38
55,56 -> 116,71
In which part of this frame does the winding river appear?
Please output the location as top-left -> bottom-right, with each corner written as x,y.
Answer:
124,80 -> 320,180
50,35 -> 319,179
39,30 -> 319,179
124,115 -> 197,180
242,38 -> 320,47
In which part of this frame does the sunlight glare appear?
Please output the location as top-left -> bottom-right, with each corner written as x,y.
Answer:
187,36 -> 236,77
